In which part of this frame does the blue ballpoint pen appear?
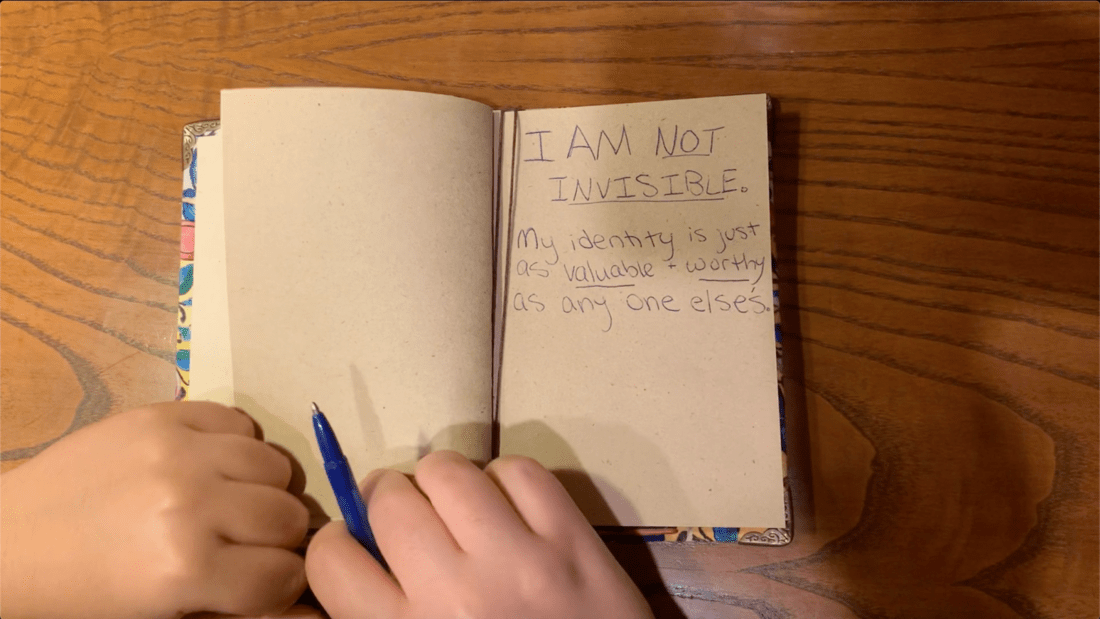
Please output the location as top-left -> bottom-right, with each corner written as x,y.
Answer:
311,402 -> 386,567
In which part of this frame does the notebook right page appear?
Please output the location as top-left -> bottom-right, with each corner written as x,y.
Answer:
498,95 -> 784,528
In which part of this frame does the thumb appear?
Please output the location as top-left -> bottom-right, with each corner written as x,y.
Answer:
305,521 -> 405,619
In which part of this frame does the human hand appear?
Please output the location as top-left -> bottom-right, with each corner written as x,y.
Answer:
0,402 -> 309,619
183,603 -> 324,619
305,450 -> 654,619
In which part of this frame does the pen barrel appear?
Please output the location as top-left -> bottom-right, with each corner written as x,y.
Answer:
324,460 -> 385,565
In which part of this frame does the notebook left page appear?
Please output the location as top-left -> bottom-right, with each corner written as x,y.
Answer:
219,89 -> 494,521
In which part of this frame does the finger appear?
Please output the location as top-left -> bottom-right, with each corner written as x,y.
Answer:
212,482 -> 309,549
278,604 -> 328,619
153,401 -> 257,437
270,443 -> 309,496
364,468 -> 463,589
201,545 -> 307,617
306,521 -> 405,619
414,450 -> 533,554
184,606 -> 323,619
484,455 -> 592,542
205,433 -> 293,489
274,604 -> 328,619
485,457 -> 631,581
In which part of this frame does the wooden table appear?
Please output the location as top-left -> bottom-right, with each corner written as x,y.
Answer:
3,2 -> 1097,617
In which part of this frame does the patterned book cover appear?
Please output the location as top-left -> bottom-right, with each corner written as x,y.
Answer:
177,106 -> 791,545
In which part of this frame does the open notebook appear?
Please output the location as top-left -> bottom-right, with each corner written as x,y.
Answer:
176,89 -> 791,545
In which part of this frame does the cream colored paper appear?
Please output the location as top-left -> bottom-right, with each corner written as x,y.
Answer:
189,132 -> 235,406
221,89 -> 495,519
498,95 -> 784,527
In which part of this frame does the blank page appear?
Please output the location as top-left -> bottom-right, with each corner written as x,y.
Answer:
222,89 -> 494,519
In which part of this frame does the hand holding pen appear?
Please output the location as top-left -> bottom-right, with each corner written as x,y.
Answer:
302,423 -> 655,619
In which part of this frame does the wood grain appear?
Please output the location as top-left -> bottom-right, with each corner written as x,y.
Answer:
2,2 -> 1096,617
